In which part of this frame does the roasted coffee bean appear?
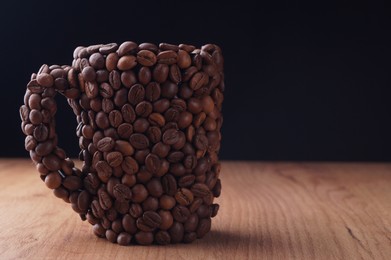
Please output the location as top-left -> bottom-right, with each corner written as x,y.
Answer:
109,70 -> 121,90
161,81 -> 178,98
129,203 -> 143,218
145,178 -> 163,197
117,232 -> 132,246
138,66 -> 151,85
93,223 -> 106,238
113,88 -> 128,107
142,196 -> 159,211
196,218 -> 211,238
98,189 -> 112,210
145,82 -> 161,102
178,111 -> 193,129
167,151 -> 184,163
82,66 -> 96,82
139,42 -> 158,52
194,134 -> 208,150
157,50 -> 177,64
117,55 -> 137,70
37,73 -> 54,87
96,160 -> 112,183
153,64 -> 169,83
162,174 -> 177,196
162,129 -> 179,145
84,173 -> 100,194
91,200 -> 104,218
135,231 -> 154,245
129,133 -> 149,149
105,53 -> 119,72
120,70 -> 137,88
159,195 -> 176,210
118,41 -> 138,56
133,118 -> 149,133
196,204 -> 211,218
145,154 -> 161,174
106,151 -> 123,167
44,172 -> 62,189
33,124 -> 49,142
95,111 -> 109,129
97,137 -> 115,152
191,183 -> 210,198
137,50 -> 157,66
183,155 -> 197,169
121,156 -> 139,174
153,98 -> 170,113
113,183 -> 132,201
135,101 -> 153,117
99,82 -> 113,98
128,84 -> 145,105
105,229 -> 117,243
132,184 -> 148,203
143,211 -> 162,228
183,232 -> 197,243
25,135 -> 37,151
77,190 -> 91,211
178,50 -> 192,69
134,150 -> 150,165
99,43 -> 118,55
175,188 -> 194,206
169,64 -> 181,84
172,205 -> 190,222
178,174 -> 196,188
169,222 -> 184,243
184,213 -> 199,232
122,214 -> 137,234
114,199 -> 130,214
136,217 -> 155,232
155,230 -> 171,245
89,53 -> 105,69
121,104 -> 136,123
117,123 -> 133,139
108,110 -> 123,127
63,176 -> 82,191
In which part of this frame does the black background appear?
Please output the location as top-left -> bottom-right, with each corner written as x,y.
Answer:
2,1 -> 391,161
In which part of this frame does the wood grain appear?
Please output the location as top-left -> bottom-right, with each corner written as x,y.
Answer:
0,159 -> 390,259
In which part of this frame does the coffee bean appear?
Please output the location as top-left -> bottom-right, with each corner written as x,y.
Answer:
135,231 -> 154,245
93,223 -> 106,238
136,218 -> 155,232
153,99 -> 170,113
121,104 -> 136,123
139,42 -> 158,53
117,232 -> 132,246
178,50 -> 192,69
137,50 -> 157,66
29,109 -> 43,125
99,43 -> 119,55
106,151 -> 123,167
190,72 -> 208,90
106,52 -> 119,71
148,113 -> 165,127
109,70 -> 121,90
63,175 -> 82,191
98,189 -> 112,210
117,55 -> 137,70
129,133 -> 149,149
153,64 -> 169,83
142,196 -> 159,212
121,156 -> 139,174
113,184 -> 132,201
162,174 -> 177,196
175,188 -> 194,206
145,153 -> 161,174
184,213 -> 199,232
33,124 -> 49,142
169,64 -> 181,84
162,129 -> 179,145
117,41 -> 138,56
178,174 -> 196,188
143,211 -> 162,228
152,142 -> 170,158
99,82 -> 113,98
117,123 -> 133,139
89,53 -> 105,69
105,229 -> 117,243
122,214 -> 137,234
77,190 -> 91,211
178,111 -> 193,129
138,67 -> 151,86
83,173 -> 100,195
82,66 -> 96,82
132,184 -> 148,203
135,101 -> 153,117
191,183 -> 211,199
91,200 -> 104,218
95,111 -> 109,129
129,203 -> 143,218
172,205 -> 190,223
194,134 -> 208,150
161,81 -> 178,98
97,137 -> 115,152
183,232 -> 197,243
108,110 -> 123,127
169,222 -> 184,243
121,70 -> 137,88
37,73 -> 54,87
196,218 -> 211,238
44,172 -> 62,189
145,82 -> 161,102
96,160 -> 112,182
155,230 -> 171,245
157,50 -> 178,64
128,84 -> 145,105
42,154 -> 61,171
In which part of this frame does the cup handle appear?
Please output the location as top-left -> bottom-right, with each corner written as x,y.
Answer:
20,64 -> 88,220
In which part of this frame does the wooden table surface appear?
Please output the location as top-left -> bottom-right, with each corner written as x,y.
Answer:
0,159 -> 390,260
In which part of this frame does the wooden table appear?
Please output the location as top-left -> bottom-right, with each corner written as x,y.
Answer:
0,159 -> 390,259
